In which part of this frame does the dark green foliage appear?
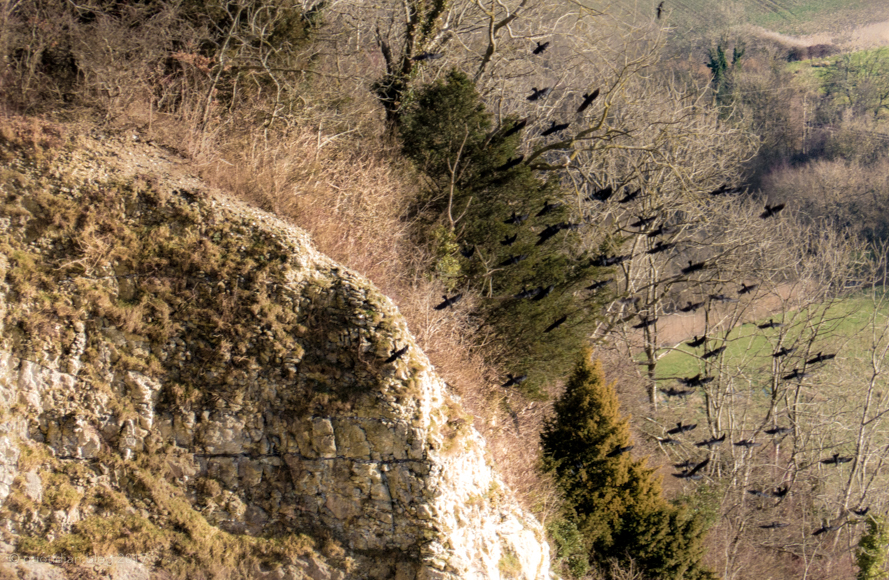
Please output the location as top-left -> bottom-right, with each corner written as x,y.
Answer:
399,72 -> 607,394
707,41 -> 744,108
542,353 -> 716,579
857,515 -> 889,580
547,517 -> 590,578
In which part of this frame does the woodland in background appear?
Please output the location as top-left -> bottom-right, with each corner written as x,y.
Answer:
5,0 -> 889,578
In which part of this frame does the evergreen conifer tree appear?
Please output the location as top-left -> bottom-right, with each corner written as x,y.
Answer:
542,351 -> 716,579
857,515 -> 889,580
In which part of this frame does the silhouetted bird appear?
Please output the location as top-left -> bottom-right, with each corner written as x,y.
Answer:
656,436 -> 680,445
772,486 -> 789,498
772,347 -> 795,358
502,119 -> 528,139
532,285 -> 555,301
709,183 -> 733,195
760,522 -> 790,529
527,87 -> 551,101
592,254 -> 628,267
577,89 -> 600,113
782,369 -> 806,381
504,211 -> 529,225
434,294 -> 463,310
695,434 -> 726,448
710,293 -> 738,303
647,225 -> 677,238
667,421 -> 697,435
674,460 -> 695,470
851,507 -> 870,516
496,155 -> 524,171
702,346 -> 726,359
502,374 -> 528,387
544,315 -> 568,333
618,188 -> 641,203
536,200 -> 563,217
606,444 -> 635,457
616,296 -> 639,305
821,453 -> 853,466
412,52 -> 443,61
679,374 -> 713,387
500,254 -> 529,267
632,316 -> 657,329
631,215 -> 656,228
734,439 -> 761,448
537,224 -> 563,245
656,0 -> 664,19
586,279 -> 609,291
687,335 -> 706,348
500,233 -> 518,246
747,489 -> 770,498
672,458 -> 709,479
663,387 -> 694,397
385,345 -> 409,364
682,260 -> 706,274
739,283 -> 758,294
765,426 -> 791,435
532,41 -> 550,54
760,203 -> 785,219
758,319 -> 783,329
460,246 -> 475,259
807,352 -> 836,365
680,301 -> 704,313
647,241 -> 675,254
813,523 -> 841,536
589,186 -> 614,202
541,121 -> 570,136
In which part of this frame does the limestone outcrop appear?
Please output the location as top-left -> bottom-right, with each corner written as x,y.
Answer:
0,122 -> 551,579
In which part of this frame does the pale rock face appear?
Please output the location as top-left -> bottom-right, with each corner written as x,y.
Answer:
0,131 -> 552,580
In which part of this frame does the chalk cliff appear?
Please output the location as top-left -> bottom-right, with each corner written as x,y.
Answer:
0,120 -> 551,580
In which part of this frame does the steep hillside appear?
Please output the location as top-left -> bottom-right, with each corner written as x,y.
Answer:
0,119 -> 550,580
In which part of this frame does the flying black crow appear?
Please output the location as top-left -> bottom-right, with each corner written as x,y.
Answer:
541,121 -> 570,136
710,293 -> 738,303
760,522 -> 789,529
586,279 -> 609,291
679,374 -> 713,387
606,444 -> 635,457
536,200 -> 563,217
667,421 -> 697,435
385,345 -> 409,364
412,52 -> 443,61
782,369 -> 806,381
821,453 -> 853,466
527,87 -> 551,101
772,347 -> 795,358
631,215 -> 657,228
758,319 -> 783,329
672,458 -> 709,479
544,315 -> 568,333
537,224 -> 563,245
504,211 -> 529,225
434,294 -> 463,310
589,186 -> 614,202
632,316 -> 657,329
656,1 -> 664,19
765,426 -> 792,435
502,374 -> 529,387
647,241 -> 675,254
577,89 -> 600,113
734,439 -> 761,448
680,301 -> 704,313
682,260 -> 706,275
760,203 -> 786,219
851,507 -> 870,516
772,486 -> 789,498
687,335 -> 706,348
695,434 -> 726,448
500,233 -> 518,246
702,346 -> 727,359
663,387 -> 694,397
532,41 -> 550,54
739,283 -> 758,294
514,287 -> 541,299
618,188 -> 641,203
502,120 -> 528,139
807,352 -> 836,364
532,285 -> 555,301
747,489 -> 771,498
460,246 -> 475,259
813,523 -> 842,536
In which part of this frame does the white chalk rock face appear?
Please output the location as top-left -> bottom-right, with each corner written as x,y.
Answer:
0,131 -> 552,580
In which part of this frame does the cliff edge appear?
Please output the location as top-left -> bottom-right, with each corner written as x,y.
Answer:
0,119 -> 551,580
